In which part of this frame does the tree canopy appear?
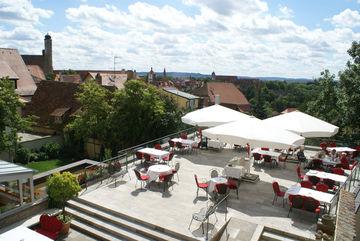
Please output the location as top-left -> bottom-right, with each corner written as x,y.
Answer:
0,78 -> 32,159
67,80 -> 182,155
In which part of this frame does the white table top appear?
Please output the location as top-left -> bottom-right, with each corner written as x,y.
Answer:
138,148 -> 169,158
285,185 -> 334,205
147,165 -> 172,182
251,148 -> 282,158
319,157 -> 340,166
208,176 -> 228,192
224,165 -> 244,179
171,138 -> 197,146
148,164 -> 171,173
305,170 -> 347,184
0,226 -> 53,241
326,147 -> 356,153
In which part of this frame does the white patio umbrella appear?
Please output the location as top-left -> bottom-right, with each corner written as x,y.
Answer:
262,111 -> 339,138
203,118 -> 305,149
181,104 -> 256,127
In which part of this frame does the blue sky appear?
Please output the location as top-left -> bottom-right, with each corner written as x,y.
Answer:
1,0 -> 359,77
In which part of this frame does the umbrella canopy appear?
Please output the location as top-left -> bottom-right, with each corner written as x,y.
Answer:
181,104 -> 255,127
203,118 -> 305,149
262,111 -> 339,138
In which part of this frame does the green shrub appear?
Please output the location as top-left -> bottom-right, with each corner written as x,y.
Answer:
15,146 -> 31,164
41,143 -> 61,159
37,151 -> 49,161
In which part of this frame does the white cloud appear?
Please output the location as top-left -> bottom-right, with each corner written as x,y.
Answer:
0,0 -> 53,25
329,8 -> 360,28
279,4 -> 294,19
1,1 -> 359,78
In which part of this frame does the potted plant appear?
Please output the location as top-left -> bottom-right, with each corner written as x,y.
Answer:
46,172 -> 81,234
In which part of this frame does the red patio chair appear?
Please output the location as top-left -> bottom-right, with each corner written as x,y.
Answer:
159,173 -> 174,192
194,174 -> 208,198
227,178 -> 239,199
328,142 -> 336,147
135,151 -> 143,164
272,181 -> 285,207
296,165 -> 304,182
176,142 -> 186,153
134,169 -> 149,189
323,178 -> 337,191
300,180 -> 313,189
261,147 -> 269,151
320,142 -> 327,150
312,159 -> 324,170
162,152 -> 175,164
253,153 -> 262,165
214,183 -> 228,200
180,132 -> 188,139
331,167 -> 345,176
168,140 -> 175,151
288,195 -> 304,217
303,197 -> 321,221
308,176 -> 320,186
154,143 -> 162,150
316,183 -> 329,193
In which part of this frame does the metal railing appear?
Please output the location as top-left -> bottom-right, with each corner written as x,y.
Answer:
79,127 -> 197,188
205,193 -> 230,240
329,163 -> 359,214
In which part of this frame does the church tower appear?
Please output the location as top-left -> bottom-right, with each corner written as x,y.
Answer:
43,33 -> 53,75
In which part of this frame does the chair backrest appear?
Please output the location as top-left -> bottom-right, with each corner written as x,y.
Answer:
253,153 -> 262,161
323,178 -> 335,189
210,169 -> 219,178
134,169 -> 142,180
194,174 -> 200,187
272,181 -> 281,195
169,140 -> 175,147
296,165 -> 302,178
215,183 -> 228,194
312,159 -> 323,168
176,142 -> 183,148
135,151 -> 143,160
261,147 -> 269,151
163,173 -> 174,182
227,178 -> 238,188
320,142 -> 327,149
329,142 -> 336,147
174,162 -> 180,172
308,176 -> 320,186
289,195 -> 304,209
154,144 -> 162,150
168,152 -> 175,161
144,153 -> 151,161
180,132 -> 188,139
316,183 -> 329,192
331,167 -> 345,175
263,155 -> 272,163
300,180 -> 313,189
303,197 -> 320,212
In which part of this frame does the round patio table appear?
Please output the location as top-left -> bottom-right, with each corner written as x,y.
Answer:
147,164 -> 172,182
208,176 -> 227,192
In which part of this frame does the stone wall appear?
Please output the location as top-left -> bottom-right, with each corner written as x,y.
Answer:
334,190 -> 356,241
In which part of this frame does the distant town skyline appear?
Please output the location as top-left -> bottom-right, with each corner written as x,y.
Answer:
1,0 -> 359,78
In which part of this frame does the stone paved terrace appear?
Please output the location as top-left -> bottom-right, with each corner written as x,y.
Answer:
77,148 -> 321,240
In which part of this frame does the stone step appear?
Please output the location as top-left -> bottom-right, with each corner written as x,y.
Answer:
261,231 -> 299,241
67,206 -> 154,241
71,219 -> 128,241
69,197 -> 196,241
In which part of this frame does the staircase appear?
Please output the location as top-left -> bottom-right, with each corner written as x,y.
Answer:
259,227 -> 314,241
66,197 -> 196,241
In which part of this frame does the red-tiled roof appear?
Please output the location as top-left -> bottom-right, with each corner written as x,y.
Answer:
24,81 -> 81,128
60,74 -> 82,84
207,82 -> 250,106
0,48 -> 37,96
27,65 -> 45,83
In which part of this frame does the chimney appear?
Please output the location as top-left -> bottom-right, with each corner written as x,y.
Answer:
215,94 -> 220,104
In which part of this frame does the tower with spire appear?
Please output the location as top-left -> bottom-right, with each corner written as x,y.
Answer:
147,67 -> 155,83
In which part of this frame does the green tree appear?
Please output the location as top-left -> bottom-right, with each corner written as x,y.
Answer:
250,86 -> 269,119
46,172 -> 81,214
66,81 -> 112,148
338,41 -> 360,140
0,78 -> 32,161
306,70 -> 339,125
109,80 -> 182,148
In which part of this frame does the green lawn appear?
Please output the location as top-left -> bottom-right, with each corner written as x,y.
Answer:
25,159 -> 70,173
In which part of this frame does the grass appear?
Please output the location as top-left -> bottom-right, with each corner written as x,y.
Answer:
25,159 -> 71,173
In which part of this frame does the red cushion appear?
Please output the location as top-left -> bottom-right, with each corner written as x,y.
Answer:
36,228 -> 59,240
140,175 -> 149,181
198,183 -> 208,188
39,215 -> 62,233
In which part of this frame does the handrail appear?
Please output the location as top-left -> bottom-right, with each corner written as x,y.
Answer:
205,193 -> 230,240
